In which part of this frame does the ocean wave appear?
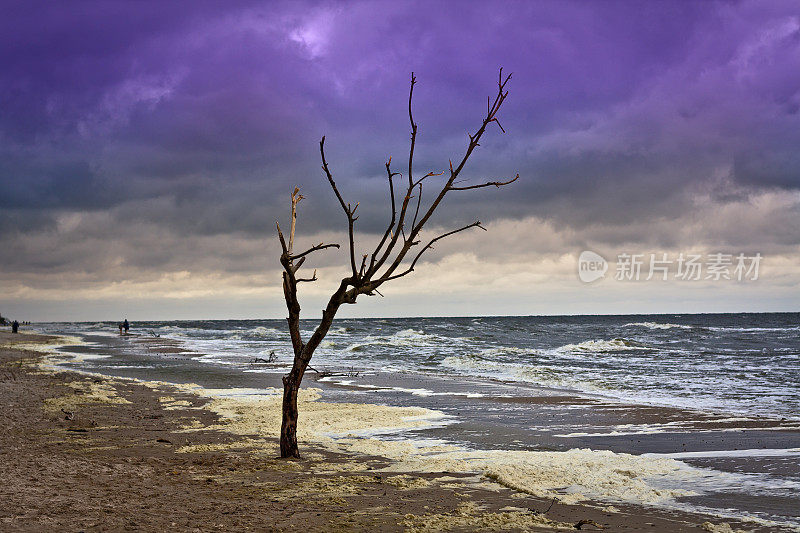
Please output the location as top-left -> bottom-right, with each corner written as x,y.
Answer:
345,328 -> 456,352
556,338 -> 650,353
250,325 -> 282,336
624,322 -> 693,330
477,346 -> 533,357
706,326 -> 800,333
441,355 -> 584,391
229,326 -> 284,340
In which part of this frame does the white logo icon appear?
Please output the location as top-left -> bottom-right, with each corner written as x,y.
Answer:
578,250 -> 607,283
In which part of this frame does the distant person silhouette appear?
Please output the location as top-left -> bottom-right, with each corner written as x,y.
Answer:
123,319 -> 129,334
12,320 -> 19,333
118,322 -> 124,335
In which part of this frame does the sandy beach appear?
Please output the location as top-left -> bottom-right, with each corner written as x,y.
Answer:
0,331 -> 775,532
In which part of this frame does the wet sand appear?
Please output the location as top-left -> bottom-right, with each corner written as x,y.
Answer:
0,331 -> 781,532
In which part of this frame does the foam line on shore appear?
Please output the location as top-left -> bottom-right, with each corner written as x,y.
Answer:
0,333 -> 85,355
646,448 -> 800,459
173,384 -> 452,439
169,382 -> 800,527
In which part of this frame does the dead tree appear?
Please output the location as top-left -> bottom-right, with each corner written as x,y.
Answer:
276,70 -> 518,458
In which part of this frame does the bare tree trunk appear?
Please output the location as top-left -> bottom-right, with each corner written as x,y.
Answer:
280,369 -> 301,458
274,70 -> 516,458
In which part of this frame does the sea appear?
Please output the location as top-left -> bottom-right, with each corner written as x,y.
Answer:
33,313 -> 800,529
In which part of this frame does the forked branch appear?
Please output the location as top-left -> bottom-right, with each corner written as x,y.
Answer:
297,269 -> 318,283
365,68 -> 514,284
379,221 -> 486,282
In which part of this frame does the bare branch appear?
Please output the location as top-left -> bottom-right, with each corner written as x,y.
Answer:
411,182 -> 423,230
448,174 -> 519,191
289,187 -> 303,254
369,158 -> 400,271
408,72 -> 417,189
378,221 -> 486,283
320,137 -> 348,215
291,256 -> 306,273
358,254 -> 368,277
297,269 -> 317,283
320,137 -> 358,278
375,68 -> 514,282
365,73 -> 428,278
290,242 -> 340,261
412,170 -> 443,188
276,222 -> 288,254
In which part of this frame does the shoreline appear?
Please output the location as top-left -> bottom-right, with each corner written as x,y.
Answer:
0,331 -> 783,532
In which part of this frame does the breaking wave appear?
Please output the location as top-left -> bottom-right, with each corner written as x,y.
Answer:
624,322 -> 693,330
556,338 -> 651,353
345,328 -> 462,352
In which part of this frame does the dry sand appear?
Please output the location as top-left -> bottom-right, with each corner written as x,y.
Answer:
0,331 -> 770,532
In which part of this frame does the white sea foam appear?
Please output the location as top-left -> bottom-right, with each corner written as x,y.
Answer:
554,422 -> 692,437
196,387 -> 281,398
345,328 -> 438,352
707,326 -> 800,333
441,355 -> 545,384
184,385 -> 451,440
624,322 -> 694,330
180,385 -> 789,512
327,438 -> 719,506
556,338 -> 650,353
1,333 -> 86,354
83,330 -> 125,338
319,377 -> 487,398
646,448 -> 800,459
253,326 -> 281,336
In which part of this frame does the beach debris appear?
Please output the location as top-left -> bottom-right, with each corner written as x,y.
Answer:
701,522 -> 751,533
311,368 -> 360,379
384,474 -> 431,490
530,496 -> 557,515
574,518 -> 604,530
250,351 -> 277,365
61,408 -> 74,420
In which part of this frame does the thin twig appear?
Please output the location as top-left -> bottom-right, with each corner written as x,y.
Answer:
448,174 -> 519,191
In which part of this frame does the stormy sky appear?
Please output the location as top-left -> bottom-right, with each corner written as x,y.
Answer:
1,0 -> 798,321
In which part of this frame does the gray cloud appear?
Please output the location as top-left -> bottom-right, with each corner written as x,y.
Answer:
1,1 -> 799,319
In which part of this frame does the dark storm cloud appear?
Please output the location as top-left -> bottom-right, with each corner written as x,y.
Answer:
1,0 -> 799,312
